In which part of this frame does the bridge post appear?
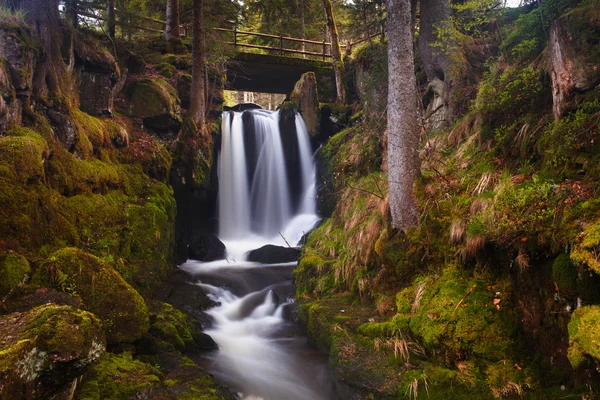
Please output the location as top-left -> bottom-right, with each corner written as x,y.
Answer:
233,27 -> 237,48
279,35 -> 283,56
322,40 -> 326,61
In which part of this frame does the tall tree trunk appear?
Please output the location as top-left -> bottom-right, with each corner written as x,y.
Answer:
387,0 -> 420,230
106,0 -> 116,38
165,0 -> 182,53
322,0 -> 346,104
189,0 -> 206,129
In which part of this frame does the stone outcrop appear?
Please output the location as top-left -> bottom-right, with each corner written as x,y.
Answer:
74,32 -> 122,117
548,13 -> 600,119
0,304 -> 105,400
290,72 -> 320,138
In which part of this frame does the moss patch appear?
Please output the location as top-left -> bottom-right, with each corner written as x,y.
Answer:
568,305 -> 600,369
0,251 -> 30,296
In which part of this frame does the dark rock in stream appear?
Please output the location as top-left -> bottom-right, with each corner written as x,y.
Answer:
246,245 -> 300,264
188,234 -> 226,262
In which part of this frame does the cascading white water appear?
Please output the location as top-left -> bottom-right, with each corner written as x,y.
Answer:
218,109 -> 320,250
181,109 -> 331,400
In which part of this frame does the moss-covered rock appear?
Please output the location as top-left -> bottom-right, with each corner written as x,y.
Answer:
0,251 -> 30,296
127,78 -> 181,132
571,218 -> 600,274
34,248 -> 150,344
290,72 -> 320,138
0,304 -> 105,399
77,352 -> 160,400
568,305 -> 600,369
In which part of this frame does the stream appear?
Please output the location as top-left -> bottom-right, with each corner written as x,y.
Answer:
179,109 -> 335,400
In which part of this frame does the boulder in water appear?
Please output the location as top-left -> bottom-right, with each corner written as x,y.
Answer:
246,245 -> 300,264
188,234 -> 226,261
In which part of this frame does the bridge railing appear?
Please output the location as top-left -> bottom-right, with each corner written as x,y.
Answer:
215,27 -> 385,60
215,28 -> 336,60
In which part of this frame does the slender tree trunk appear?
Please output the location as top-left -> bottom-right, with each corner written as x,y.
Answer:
106,0 -> 116,38
387,0 -> 420,229
165,0 -> 181,53
189,0 -> 206,129
322,0 -> 346,104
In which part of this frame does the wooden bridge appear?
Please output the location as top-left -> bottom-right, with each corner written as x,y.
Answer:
72,5 -> 380,99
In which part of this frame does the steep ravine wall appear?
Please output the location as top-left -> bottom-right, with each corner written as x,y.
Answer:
0,18 -> 234,399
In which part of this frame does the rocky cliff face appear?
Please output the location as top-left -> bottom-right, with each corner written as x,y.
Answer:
0,15 -> 229,400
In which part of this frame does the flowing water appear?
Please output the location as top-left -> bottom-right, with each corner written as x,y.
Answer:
180,109 -> 334,400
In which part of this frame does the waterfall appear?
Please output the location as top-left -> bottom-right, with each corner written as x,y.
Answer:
218,109 -> 319,248
181,108 -> 333,400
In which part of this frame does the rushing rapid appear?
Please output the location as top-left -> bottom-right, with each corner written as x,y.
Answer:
180,109 -> 332,400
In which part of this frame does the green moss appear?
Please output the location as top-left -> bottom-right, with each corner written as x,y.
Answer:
0,252 -> 30,296
568,305 -> 600,368
72,109 -> 108,150
128,78 -> 181,120
406,268 -> 515,363
552,254 -> 577,297
34,248 -> 150,344
0,127 -> 48,184
571,218 -> 600,274
157,62 -> 176,78
148,302 -> 194,352
78,352 -> 160,400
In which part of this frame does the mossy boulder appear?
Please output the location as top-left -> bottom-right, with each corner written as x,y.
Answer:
34,248 -> 150,344
0,251 -> 30,296
127,78 -> 181,132
77,352 -> 160,400
568,305 -> 600,369
0,304 -> 105,399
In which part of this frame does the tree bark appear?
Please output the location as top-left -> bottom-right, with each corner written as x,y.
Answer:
165,0 -> 181,53
107,0 -> 116,38
11,0 -> 65,99
189,0 -> 206,129
387,0 -> 420,230
322,0 -> 346,104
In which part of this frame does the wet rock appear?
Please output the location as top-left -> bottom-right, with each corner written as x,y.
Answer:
188,234 -> 226,262
0,304 -> 105,400
32,248 -> 150,344
290,72 -> 320,138
0,285 -> 82,314
246,245 -> 300,264
0,27 -> 36,94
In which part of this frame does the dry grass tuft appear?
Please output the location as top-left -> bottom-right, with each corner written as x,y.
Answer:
411,282 -> 426,315
450,219 -> 466,244
470,198 -> 489,215
466,235 -> 486,259
516,247 -> 530,270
